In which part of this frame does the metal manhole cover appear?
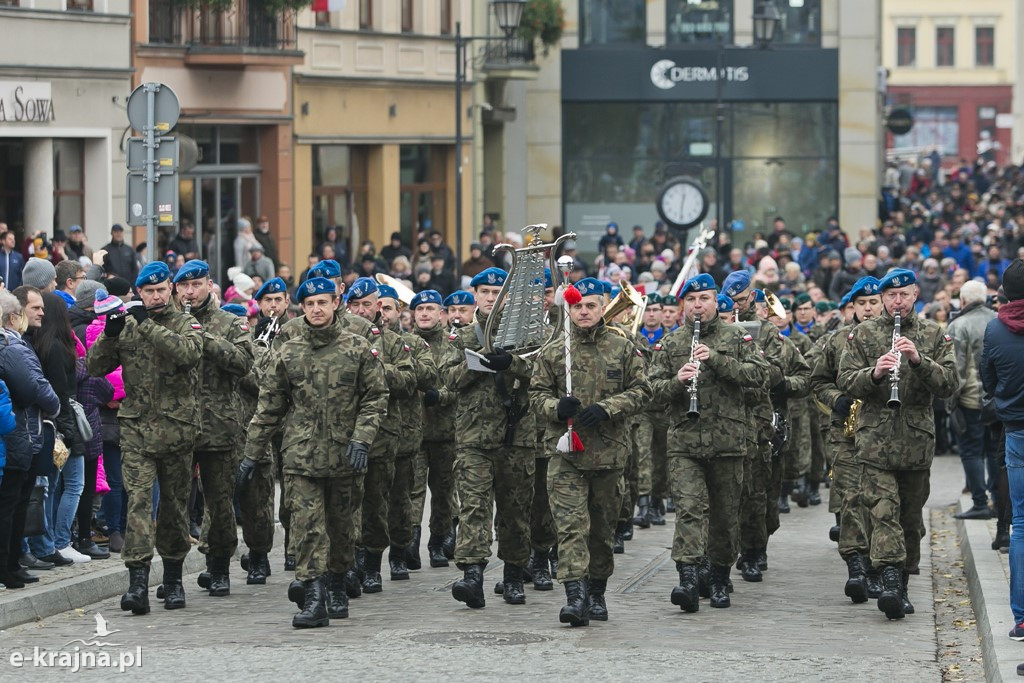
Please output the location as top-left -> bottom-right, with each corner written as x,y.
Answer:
408,631 -> 550,646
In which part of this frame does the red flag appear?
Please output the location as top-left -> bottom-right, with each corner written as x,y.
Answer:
312,0 -> 345,11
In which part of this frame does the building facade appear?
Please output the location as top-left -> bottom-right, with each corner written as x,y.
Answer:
0,0 -> 132,249
882,0 -> 1021,166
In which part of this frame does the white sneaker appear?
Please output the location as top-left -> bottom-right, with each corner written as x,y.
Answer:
57,545 -> 91,563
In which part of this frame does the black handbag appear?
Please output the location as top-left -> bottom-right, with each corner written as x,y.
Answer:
24,483 -> 46,537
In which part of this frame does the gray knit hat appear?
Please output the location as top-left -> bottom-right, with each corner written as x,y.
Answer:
22,258 -> 56,290
75,278 -> 104,307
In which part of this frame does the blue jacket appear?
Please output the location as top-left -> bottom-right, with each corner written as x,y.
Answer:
0,379 -> 16,471
0,248 -> 24,290
981,312 -> 1024,432
0,331 -> 59,472
943,243 -> 974,277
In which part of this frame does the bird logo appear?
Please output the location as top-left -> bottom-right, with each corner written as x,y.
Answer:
63,613 -> 122,648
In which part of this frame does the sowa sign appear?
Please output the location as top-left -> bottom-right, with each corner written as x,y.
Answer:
0,82 -> 56,123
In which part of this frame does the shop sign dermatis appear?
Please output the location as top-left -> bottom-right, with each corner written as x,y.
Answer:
0,82 -> 55,123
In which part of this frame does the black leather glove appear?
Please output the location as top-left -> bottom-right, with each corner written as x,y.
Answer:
833,396 -> 854,418
254,316 -> 274,339
234,456 -> 264,499
481,348 -> 513,372
577,404 -> 610,427
424,388 -> 440,407
557,396 -> 582,420
128,305 -> 149,324
770,380 -> 788,404
346,441 -> 369,471
103,311 -> 127,338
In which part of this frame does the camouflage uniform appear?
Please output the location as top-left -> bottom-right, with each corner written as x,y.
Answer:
86,307 -> 203,569
188,298 -> 254,561
780,327 -> 816,483
531,321 -> 651,582
237,350 -> 276,557
649,315 -> 767,569
838,309 -> 957,572
244,322 -> 389,582
442,309 -> 536,570
766,334 -> 811,538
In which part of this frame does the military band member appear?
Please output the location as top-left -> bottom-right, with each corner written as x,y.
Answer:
277,260 -> 373,344
638,293 -> 665,346
775,294 -> 818,509
87,261 -> 204,615
445,290 -> 476,329
717,294 -> 736,323
531,278 -> 651,626
242,277 -> 388,628
173,260 -> 254,597
346,277 -> 417,593
443,267 -> 536,609
838,269 -> 958,620
661,294 -> 681,333
649,274 -> 766,612
531,269 -> 559,589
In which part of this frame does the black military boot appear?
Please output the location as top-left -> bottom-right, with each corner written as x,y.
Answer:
622,519 -> 634,541
362,551 -> 384,593
843,554 -> 868,604
670,563 -> 699,612
993,523 -> 1011,550
283,527 -> 295,571
650,499 -> 666,526
549,546 -> 559,579
632,495 -> 652,529
756,547 -> 768,572
876,565 -> 905,620
588,578 -> 608,621
292,577 -> 329,629
493,579 -> 505,594
325,571 -> 349,619
530,549 -> 553,591
697,556 -> 711,598
778,482 -> 791,513
807,479 -> 822,506
792,476 -> 810,508
502,564 -> 526,605
452,563 -> 486,608
288,578 -> 305,608
196,554 -> 211,589
613,522 -> 626,554
355,547 -> 367,582
120,566 -> 150,615
389,546 -> 410,581
442,518 -> 457,560
240,552 -> 250,571
207,556 -> 230,597
901,572 -> 915,615
559,578 -> 590,627
710,565 -> 731,608
426,533 -> 449,568
829,513 -> 841,543
740,549 -> 762,582
162,560 -> 186,610
665,497 -> 676,513
405,525 -> 422,571
866,564 -> 882,599
247,551 -> 268,585
343,567 -> 362,598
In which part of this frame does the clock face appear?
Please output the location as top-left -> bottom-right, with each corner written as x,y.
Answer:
657,178 -> 709,230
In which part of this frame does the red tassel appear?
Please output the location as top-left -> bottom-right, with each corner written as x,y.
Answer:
571,430 -> 585,452
563,286 -> 583,305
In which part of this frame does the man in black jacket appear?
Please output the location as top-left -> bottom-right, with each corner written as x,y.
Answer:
102,225 -> 139,284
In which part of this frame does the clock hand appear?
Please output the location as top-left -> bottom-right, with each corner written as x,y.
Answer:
678,192 -> 686,219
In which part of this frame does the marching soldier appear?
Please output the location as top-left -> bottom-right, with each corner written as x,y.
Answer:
838,269 -> 958,620
638,293 -> 665,345
174,260 -> 254,597
775,294 -> 818,509
661,294 -> 681,332
649,274 -> 767,612
241,277 -> 388,628
278,259 -> 373,344
531,277 -> 651,626
87,260 -> 204,614
445,290 -> 476,329
810,276 -> 883,603
530,269 -> 559,588
717,294 -> 736,323
346,277 -> 417,593
442,266 -> 536,609
791,293 -> 829,506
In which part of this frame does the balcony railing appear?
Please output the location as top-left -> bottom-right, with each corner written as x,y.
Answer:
148,0 -> 297,51
483,37 -> 535,67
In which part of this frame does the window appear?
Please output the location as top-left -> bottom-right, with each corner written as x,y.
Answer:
440,0 -> 451,35
399,145 -> 447,243
896,27 -> 915,67
314,11 -> 330,27
776,0 -> 820,46
0,1 -> 20,7
936,27 -> 955,66
891,106 -> 958,157
580,0 -> 646,46
53,140 -> 84,232
312,145 -> 368,254
66,0 -> 92,9
401,0 -> 413,33
359,0 -> 372,30
976,26 -> 994,67
666,0 -> 732,45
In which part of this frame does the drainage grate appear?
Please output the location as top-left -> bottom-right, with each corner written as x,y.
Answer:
408,631 -> 551,646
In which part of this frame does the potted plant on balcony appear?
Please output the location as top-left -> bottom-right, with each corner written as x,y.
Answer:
518,0 -> 565,56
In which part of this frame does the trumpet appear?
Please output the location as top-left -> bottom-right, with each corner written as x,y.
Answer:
888,311 -> 902,409
687,315 -> 701,419
254,315 -> 280,349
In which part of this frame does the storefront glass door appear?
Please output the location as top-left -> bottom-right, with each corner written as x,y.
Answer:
178,174 -> 259,287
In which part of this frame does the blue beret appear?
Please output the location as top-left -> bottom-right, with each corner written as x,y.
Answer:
610,285 -> 621,299
136,261 -> 171,288
680,273 -> 718,297
646,293 -> 664,306
544,268 -> 553,289
172,259 -> 209,284
601,281 -> 613,295
347,276 -> 379,301
722,270 -> 752,298
839,292 -> 852,308
879,268 -> 917,290
753,289 -> 766,303
411,289 -> 443,309
298,276 -> 336,301
444,290 -> 475,307
255,277 -> 287,300
308,259 -> 342,280
470,267 -> 507,288
717,294 -> 735,313
377,284 -> 400,301
574,277 -> 605,298
221,303 -> 248,317
849,276 -> 881,300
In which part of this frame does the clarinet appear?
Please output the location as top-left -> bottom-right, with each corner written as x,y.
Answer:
687,315 -> 701,419
887,311 -> 902,409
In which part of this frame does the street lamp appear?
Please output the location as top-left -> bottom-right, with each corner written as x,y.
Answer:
752,1 -> 782,48
454,0 -> 525,278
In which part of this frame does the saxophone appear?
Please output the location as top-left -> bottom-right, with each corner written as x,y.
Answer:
686,315 -> 701,419
843,399 -> 862,438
